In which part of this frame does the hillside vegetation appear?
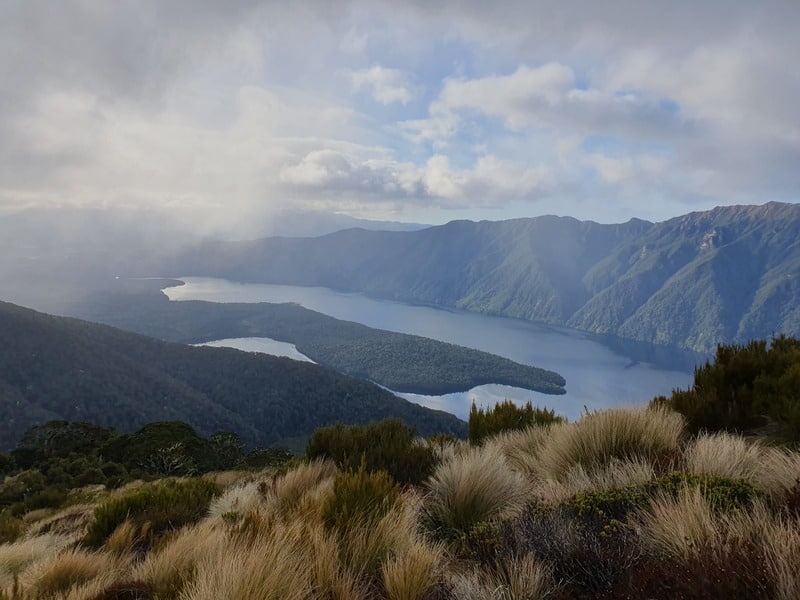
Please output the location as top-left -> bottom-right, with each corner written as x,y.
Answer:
1,407 -> 798,598
0,301 -> 466,451
1,338 -> 798,598
70,280 -> 566,396
163,202 -> 800,353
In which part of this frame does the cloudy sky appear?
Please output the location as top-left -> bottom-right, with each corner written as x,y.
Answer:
2,0 -> 799,230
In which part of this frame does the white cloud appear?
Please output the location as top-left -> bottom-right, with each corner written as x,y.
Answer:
351,66 -> 414,105
1,0 -> 799,227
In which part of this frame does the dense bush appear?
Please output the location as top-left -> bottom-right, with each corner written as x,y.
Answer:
306,419 -> 436,484
83,478 -> 221,548
653,336 -> 800,439
322,465 -> 400,534
468,400 -> 562,445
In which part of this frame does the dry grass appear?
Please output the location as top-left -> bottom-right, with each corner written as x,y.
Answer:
533,457 -> 655,506
450,554 -> 555,600
132,519 -> 226,598
753,447 -> 800,497
534,407 -> 684,481
22,504 -> 95,542
207,481 -> 263,519
179,519 -> 314,600
639,487 -> 720,561
0,534 -> 73,589
425,445 -> 530,534
686,432 -> 800,497
760,514 -> 800,600
339,498 -> 419,576
382,539 -> 443,600
684,432 -> 764,481
486,425 -> 552,476
17,547 -> 124,598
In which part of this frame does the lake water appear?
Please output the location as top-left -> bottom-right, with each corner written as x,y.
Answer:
163,277 -> 700,421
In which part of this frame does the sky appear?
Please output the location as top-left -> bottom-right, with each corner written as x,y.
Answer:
2,0 -> 799,231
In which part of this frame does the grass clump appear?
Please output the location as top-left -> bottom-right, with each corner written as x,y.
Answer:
83,478 -> 221,549
424,444 -> 529,538
534,406 -> 684,480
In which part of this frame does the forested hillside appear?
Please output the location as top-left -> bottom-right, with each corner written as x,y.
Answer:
0,301 -> 466,450
162,202 -> 800,353
72,280 -> 565,396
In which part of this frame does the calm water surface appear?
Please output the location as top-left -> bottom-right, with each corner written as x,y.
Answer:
164,277 -> 698,421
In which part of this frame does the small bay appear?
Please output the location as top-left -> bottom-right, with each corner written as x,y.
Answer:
164,277 -> 698,421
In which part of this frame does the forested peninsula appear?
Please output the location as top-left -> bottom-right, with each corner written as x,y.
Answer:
71,279 -> 566,396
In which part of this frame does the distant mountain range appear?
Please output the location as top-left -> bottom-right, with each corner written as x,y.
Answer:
0,300 -> 466,451
164,202 -> 800,354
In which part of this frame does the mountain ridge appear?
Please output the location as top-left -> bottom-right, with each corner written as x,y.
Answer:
164,202 -> 800,353
0,300 -> 467,451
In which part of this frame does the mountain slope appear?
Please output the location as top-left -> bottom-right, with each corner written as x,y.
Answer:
0,301 -> 466,451
164,202 -> 800,353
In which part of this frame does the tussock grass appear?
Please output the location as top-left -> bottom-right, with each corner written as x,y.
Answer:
17,547 -> 123,598
261,458 -> 337,518
0,534 -> 72,589
207,481 -> 263,519
450,554 -> 555,600
534,407 -> 684,480
686,433 -> 800,498
381,538 -> 443,600
425,444 -> 530,536
339,498 -> 419,576
179,520 -> 314,600
132,519 -> 225,598
753,447 -> 800,498
639,487 -> 720,561
22,504 -> 95,542
685,432 -> 764,482
533,457 -> 655,506
486,425 -> 552,476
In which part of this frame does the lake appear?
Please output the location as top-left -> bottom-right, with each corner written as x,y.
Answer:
163,277 -> 701,421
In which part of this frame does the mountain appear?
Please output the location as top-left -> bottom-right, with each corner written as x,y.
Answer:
0,301 -> 466,451
162,202 -> 800,354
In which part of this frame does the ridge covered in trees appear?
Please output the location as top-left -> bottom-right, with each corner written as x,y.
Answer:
70,278 -> 566,396
0,300 -> 466,451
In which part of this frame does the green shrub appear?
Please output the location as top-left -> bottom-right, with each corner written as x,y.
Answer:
0,510 -> 23,543
565,472 -> 758,527
306,419 -> 435,484
653,336 -> 800,439
322,465 -> 400,534
469,400 -> 562,445
83,478 -> 221,548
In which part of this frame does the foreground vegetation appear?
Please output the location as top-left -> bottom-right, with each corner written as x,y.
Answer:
1,403 -> 798,598
2,336 -> 799,598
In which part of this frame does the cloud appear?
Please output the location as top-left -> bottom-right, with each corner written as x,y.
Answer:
0,0 -> 798,227
351,66 -> 414,105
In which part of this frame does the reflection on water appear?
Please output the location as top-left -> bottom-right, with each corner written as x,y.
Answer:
164,277 -> 701,421
196,337 -> 315,364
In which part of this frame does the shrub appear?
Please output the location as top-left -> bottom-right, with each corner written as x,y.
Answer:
306,419 -> 436,484
83,478 -> 221,548
503,505 -> 637,598
322,465 -> 400,535
468,400 -> 562,445
652,336 -> 800,439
